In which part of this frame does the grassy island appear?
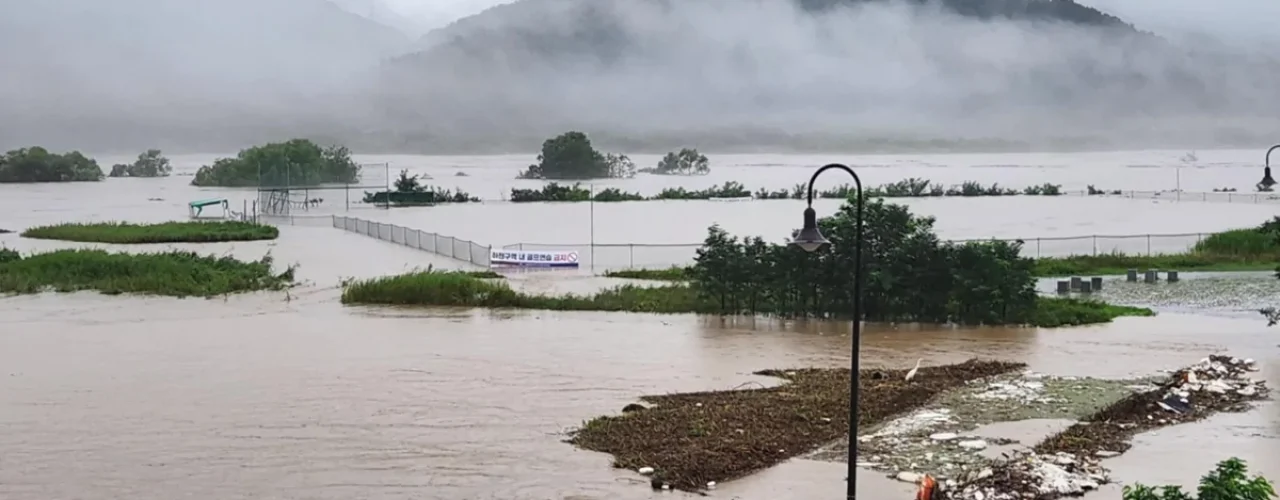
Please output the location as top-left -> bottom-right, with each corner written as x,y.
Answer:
21,221 -> 279,244
340,271 -> 1150,328
0,249 -> 294,297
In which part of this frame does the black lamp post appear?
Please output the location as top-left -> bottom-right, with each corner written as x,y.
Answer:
1261,145 -> 1279,191
790,163 -> 863,500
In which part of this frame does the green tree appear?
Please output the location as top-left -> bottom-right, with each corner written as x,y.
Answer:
517,131 -> 635,180
652,148 -> 710,175
685,194 -> 1040,324
0,147 -> 104,183
1123,458 -> 1275,500
109,149 -> 172,178
190,139 -> 360,187
393,169 -> 424,192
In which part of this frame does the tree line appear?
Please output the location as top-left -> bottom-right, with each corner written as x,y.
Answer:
687,195 -> 1041,324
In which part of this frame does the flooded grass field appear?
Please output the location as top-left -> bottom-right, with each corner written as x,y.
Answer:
2,150 -> 1279,499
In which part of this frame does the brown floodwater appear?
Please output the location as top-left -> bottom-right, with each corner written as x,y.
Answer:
1,151 -> 1278,499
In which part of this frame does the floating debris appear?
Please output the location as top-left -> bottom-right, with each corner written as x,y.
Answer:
947,355 -> 1269,500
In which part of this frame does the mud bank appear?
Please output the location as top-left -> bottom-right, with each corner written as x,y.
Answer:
568,360 -> 1024,492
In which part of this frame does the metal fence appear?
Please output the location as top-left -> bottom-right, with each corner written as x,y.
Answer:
1058,190 -> 1280,204
333,216 -> 492,267
504,232 -> 1212,271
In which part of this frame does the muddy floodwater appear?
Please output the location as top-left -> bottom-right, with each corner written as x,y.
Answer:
1,150 -> 1279,499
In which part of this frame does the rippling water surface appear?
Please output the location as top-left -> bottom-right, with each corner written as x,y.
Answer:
1,150 -> 1277,500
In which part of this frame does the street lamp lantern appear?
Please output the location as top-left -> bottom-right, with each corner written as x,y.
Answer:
792,206 -> 831,253
791,163 -> 863,500
1262,145 -> 1280,191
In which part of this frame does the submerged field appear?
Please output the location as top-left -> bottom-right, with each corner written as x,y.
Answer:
0,248 -> 294,297
21,221 -> 279,244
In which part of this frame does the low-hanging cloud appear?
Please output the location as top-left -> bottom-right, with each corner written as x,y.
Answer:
2,0 -> 1278,153
377,0 -> 1280,151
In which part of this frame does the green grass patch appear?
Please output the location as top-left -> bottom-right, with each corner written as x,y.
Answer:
603,266 -> 690,281
340,271 -> 1147,327
0,249 -> 295,297
1030,297 -> 1154,328
1034,252 -> 1277,277
21,221 -> 279,244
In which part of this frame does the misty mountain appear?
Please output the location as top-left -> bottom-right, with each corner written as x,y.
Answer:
374,0 -> 1280,150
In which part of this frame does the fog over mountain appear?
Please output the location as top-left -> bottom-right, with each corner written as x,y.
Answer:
3,0 -> 1279,153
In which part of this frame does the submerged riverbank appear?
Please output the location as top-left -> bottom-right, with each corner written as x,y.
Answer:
339,271 -> 1152,328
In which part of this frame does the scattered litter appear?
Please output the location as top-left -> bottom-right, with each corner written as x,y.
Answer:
637,467 -> 654,476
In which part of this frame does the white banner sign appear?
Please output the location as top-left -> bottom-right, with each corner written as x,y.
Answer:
490,249 -> 580,268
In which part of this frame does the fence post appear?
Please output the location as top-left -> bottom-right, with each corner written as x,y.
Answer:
1146,234 -> 1151,256
1092,235 -> 1097,256
630,244 -> 635,269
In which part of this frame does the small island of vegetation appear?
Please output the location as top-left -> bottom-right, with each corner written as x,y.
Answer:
0,248 -> 294,297
21,221 -> 279,244
363,170 -> 479,206
108,149 -> 172,178
516,131 -> 636,180
0,147 -> 104,183
341,196 -> 1151,328
638,148 -> 710,176
507,178 -> 1065,203
190,139 -> 361,187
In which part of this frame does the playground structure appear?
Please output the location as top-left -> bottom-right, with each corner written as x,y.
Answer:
256,162 -> 392,216
188,198 -> 258,222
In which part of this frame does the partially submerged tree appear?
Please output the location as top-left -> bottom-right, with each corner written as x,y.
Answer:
0,147 -> 103,183
517,131 -> 635,180
190,139 -> 360,187
646,148 -> 710,175
109,149 -> 172,178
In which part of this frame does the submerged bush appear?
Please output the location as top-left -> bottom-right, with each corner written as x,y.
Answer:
1123,458 -> 1275,500
108,149 -> 172,178
21,221 -> 278,244
0,147 -> 104,183
517,131 -> 635,180
364,169 -> 478,206
191,139 -> 360,187
0,249 -> 295,297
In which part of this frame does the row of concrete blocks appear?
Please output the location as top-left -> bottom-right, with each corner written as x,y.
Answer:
1126,269 -> 1180,283
1057,277 -> 1104,294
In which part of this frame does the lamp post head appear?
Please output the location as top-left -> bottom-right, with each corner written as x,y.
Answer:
791,206 -> 831,253
1261,166 -> 1277,189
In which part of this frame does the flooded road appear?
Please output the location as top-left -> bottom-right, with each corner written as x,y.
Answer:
1,150 -> 1278,499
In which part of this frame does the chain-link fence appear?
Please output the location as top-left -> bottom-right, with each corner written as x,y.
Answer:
505,232 -> 1211,271
333,216 -> 491,267
1058,190 -> 1280,204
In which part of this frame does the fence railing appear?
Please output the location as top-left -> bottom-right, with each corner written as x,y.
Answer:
333,216 -> 492,267
1059,190 -> 1280,204
504,232 -> 1212,270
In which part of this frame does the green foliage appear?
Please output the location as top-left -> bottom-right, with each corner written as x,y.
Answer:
685,198 -> 1045,324
654,182 -> 752,200
511,182 -> 593,202
20,221 -> 279,244
0,147 -> 104,183
1032,297 -> 1153,328
605,267 -> 690,281
0,249 -> 295,297
190,139 -> 360,187
0,247 -> 18,264
363,169 -> 478,206
108,149 -> 171,178
1122,458 -> 1275,500
1037,217 -> 1280,277
516,131 -> 635,180
645,148 -> 710,175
